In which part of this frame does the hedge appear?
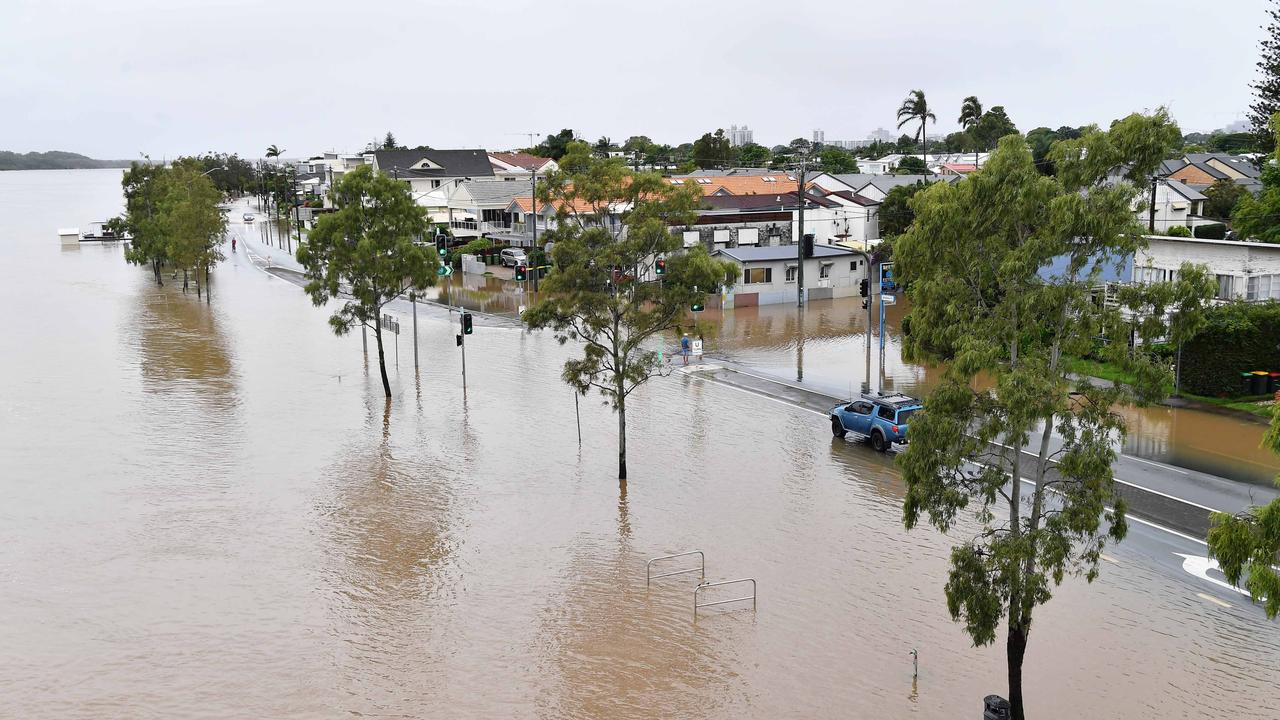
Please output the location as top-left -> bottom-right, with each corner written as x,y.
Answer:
1180,301 -> 1280,396
1193,223 -> 1226,240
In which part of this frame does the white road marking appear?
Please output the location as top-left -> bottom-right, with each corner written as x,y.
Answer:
1197,592 -> 1232,609
1175,554 -> 1256,598
1127,455 -> 1189,475
1101,554 -> 1119,564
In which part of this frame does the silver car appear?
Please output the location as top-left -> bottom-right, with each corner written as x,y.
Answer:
500,248 -> 527,267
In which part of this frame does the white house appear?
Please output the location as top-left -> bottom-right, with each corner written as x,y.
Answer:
365,148 -> 496,202
1132,235 -> 1280,302
445,180 -> 530,237
488,152 -> 558,181
1136,180 -> 1209,234
714,244 -> 868,307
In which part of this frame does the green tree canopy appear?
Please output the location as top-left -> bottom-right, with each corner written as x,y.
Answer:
297,165 -> 439,398
1251,0 -> 1280,151
895,156 -> 928,174
971,105 -> 1019,150
1204,178 -> 1250,220
691,129 -> 735,169
1232,114 -> 1280,242
878,180 -> 931,237
736,142 -> 771,167
817,146 -> 859,174
895,109 -> 1212,720
524,142 -> 739,480
535,129 -> 577,160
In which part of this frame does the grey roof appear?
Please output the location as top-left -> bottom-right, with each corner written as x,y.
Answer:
715,244 -> 856,263
1165,179 -> 1207,201
824,189 -> 880,206
1185,153 -> 1261,178
687,167 -> 787,176
1159,159 -> 1187,176
827,173 -> 879,190
458,180 -> 528,205
370,148 -> 495,179
701,190 -> 838,210
860,174 -> 958,193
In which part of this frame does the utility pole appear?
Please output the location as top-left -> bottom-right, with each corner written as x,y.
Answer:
796,159 -> 807,307
1148,175 -> 1158,233
531,170 -> 539,292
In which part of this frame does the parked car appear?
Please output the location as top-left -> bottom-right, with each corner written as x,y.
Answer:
242,213 -> 255,222
500,248 -> 527,267
829,393 -> 923,452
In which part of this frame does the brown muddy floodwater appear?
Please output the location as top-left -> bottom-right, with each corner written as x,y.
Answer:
1,170 -> 1278,719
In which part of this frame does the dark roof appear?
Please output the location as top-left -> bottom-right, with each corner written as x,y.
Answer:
715,244 -> 855,263
370,148 -> 495,179
1160,159 -> 1187,176
824,189 -> 880,206
700,190 -> 838,210
861,174 -> 958,193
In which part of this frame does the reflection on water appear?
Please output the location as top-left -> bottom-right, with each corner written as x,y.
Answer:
2,170 -> 1279,719
703,294 -> 1279,486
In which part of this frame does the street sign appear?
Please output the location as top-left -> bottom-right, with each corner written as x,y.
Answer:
437,264 -> 454,277
880,293 -> 896,305
380,313 -> 400,335
692,339 -> 704,357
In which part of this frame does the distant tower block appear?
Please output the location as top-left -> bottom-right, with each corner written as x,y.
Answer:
59,228 -> 80,246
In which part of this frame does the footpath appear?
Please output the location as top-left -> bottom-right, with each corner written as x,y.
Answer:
677,356 -> 1279,541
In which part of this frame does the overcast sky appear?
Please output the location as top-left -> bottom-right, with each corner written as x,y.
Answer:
1,0 -> 1268,159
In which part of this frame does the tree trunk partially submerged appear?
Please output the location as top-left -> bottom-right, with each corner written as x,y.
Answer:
374,322 -> 391,398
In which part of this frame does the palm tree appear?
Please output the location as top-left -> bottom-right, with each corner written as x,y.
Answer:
265,144 -> 283,161
263,145 -> 284,232
958,96 -> 983,170
896,90 -> 936,174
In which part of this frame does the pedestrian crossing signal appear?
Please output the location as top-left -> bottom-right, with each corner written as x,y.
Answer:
515,264 -> 527,281
461,312 -> 474,335
655,259 -> 666,275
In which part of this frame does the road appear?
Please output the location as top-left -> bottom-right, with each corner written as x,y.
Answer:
222,199 -> 1278,629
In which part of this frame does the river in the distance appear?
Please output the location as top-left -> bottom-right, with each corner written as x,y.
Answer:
1,169 -> 1277,719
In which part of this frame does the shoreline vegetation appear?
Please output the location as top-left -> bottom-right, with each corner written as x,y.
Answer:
0,150 -> 130,171
1064,356 -> 1276,421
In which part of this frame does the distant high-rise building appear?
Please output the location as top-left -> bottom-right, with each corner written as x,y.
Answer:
868,127 -> 896,143
728,124 -> 754,147
813,129 -> 825,144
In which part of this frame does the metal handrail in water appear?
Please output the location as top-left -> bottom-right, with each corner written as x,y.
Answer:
694,578 -> 757,616
646,551 -> 705,586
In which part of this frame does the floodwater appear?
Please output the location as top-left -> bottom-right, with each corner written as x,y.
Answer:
2,169 -> 1278,719
698,295 -> 1280,487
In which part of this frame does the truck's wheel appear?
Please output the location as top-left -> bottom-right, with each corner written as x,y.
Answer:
871,430 -> 889,452
831,417 -> 847,438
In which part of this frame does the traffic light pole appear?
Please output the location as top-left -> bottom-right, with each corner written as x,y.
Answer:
795,161 -> 806,307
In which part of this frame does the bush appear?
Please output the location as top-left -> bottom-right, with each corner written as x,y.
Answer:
459,237 -> 493,256
1180,301 -> 1280,396
1166,225 -> 1192,237
1193,223 -> 1226,240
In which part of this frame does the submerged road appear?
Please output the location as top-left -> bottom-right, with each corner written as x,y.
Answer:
227,199 -> 1277,624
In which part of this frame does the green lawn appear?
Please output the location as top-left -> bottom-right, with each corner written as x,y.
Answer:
1064,356 -> 1275,420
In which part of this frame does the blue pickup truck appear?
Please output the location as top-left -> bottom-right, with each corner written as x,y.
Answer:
830,393 -> 923,452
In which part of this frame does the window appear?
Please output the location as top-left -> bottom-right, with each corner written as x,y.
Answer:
1216,274 -> 1236,300
785,265 -> 798,282
850,261 -> 859,271
849,401 -> 874,414
713,229 -> 731,245
743,267 -> 772,284
1247,274 -> 1280,301
819,262 -> 832,279
738,228 -> 759,245
431,179 -> 441,188
877,405 -> 896,420
683,230 -> 700,248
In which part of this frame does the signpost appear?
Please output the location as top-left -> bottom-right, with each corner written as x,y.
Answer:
691,338 -> 703,359
878,262 -> 896,392
381,313 -> 401,365
438,264 -> 454,277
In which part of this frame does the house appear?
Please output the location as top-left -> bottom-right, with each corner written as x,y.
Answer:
814,173 -> 958,203
1140,180 -> 1209,233
1132,234 -> 1280,302
445,180 -> 532,238
495,194 -> 631,248
938,163 -> 978,176
1163,152 -> 1262,193
864,153 -> 990,175
365,148 -> 496,201
713,244 -> 868,307
667,173 -> 803,196
488,152 -> 558,181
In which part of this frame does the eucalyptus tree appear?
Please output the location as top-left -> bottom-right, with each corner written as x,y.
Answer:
894,109 -> 1213,720
297,165 -> 439,399
524,142 -> 739,480
896,89 -> 936,164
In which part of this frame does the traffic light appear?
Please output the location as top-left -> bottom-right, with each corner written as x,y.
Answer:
802,233 -> 815,259
655,258 -> 666,275
859,278 -> 869,297
515,264 -> 527,282
435,234 -> 448,258
691,300 -> 704,312
461,312 -> 474,335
